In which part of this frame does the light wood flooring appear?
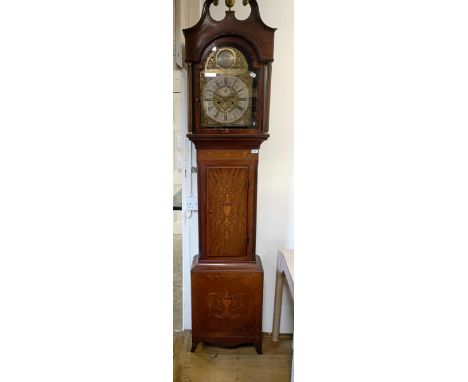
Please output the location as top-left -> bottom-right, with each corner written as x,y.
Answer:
173,330 -> 292,382
173,234 -> 183,331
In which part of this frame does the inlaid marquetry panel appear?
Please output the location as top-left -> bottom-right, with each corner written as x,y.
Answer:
191,267 -> 263,341
207,292 -> 246,319
206,166 -> 248,257
197,149 -> 257,161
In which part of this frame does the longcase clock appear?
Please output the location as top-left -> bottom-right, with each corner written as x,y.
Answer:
183,0 -> 275,354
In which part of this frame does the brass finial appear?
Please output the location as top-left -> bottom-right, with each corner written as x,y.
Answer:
225,0 -> 235,9
243,0 -> 249,5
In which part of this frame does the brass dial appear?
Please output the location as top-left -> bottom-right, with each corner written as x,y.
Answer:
202,74 -> 249,124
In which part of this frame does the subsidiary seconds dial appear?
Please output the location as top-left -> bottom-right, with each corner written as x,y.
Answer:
202,74 -> 249,124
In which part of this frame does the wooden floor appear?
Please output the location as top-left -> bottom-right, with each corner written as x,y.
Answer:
173,331 -> 292,382
173,234 -> 183,331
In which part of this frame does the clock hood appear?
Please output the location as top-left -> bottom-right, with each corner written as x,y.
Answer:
183,0 -> 276,64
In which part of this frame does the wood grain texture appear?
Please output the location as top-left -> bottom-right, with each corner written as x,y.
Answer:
197,149 -> 259,161
197,149 -> 257,261
183,0 -> 276,63
173,330 -> 191,382
174,331 -> 292,382
183,3 -> 275,137
207,166 -> 248,257
186,134 -> 269,149
173,234 -> 183,331
182,0 -> 276,354
191,255 -> 263,353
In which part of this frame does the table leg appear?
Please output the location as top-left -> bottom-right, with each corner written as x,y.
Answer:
272,267 -> 284,342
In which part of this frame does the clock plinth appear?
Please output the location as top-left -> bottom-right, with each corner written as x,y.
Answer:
183,0 -> 275,353
190,255 -> 263,354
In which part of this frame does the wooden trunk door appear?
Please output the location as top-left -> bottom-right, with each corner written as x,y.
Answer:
207,166 -> 248,257
197,149 -> 258,260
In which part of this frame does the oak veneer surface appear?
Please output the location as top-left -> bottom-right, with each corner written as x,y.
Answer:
206,166 -> 248,257
183,0 -> 276,64
191,255 -> 263,353
184,0 -> 277,358
173,331 -> 292,382
197,149 -> 258,261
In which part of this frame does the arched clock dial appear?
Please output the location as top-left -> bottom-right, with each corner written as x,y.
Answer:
202,74 -> 249,124
199,45 -> 254,128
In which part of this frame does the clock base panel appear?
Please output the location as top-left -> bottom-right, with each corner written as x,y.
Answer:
190,255 -> 264,354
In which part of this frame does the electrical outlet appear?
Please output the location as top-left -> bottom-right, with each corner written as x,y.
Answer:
186,197 -> 198,211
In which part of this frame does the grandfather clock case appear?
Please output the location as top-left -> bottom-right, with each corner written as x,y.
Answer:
183,0 -> 275,354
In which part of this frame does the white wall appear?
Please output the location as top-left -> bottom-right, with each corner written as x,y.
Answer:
182,0 -> 294,333
252,0 -> 294,334
177,0 -> 202,331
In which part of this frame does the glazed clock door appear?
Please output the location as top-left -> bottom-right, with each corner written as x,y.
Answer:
201,73 -> 250,125
200,46 -> 254,128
